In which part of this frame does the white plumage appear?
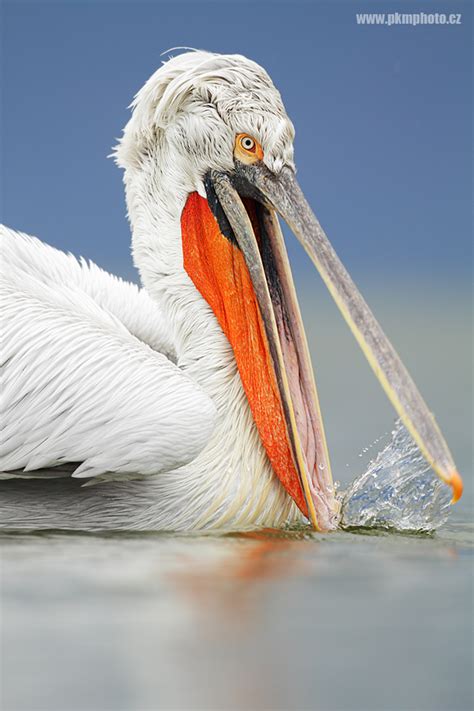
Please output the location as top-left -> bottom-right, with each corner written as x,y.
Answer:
0,51 -> 301,530
0,226 -> 298,530
0,229 -> 215,479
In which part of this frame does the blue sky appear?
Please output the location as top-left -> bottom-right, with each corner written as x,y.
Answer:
2,0 -> 472,283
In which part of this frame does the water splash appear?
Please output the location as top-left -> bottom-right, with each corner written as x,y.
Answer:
341,419 -> 452,532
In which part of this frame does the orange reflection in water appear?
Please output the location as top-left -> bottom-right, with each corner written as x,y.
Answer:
169,528 -> 314,626
165,529 -> 316,710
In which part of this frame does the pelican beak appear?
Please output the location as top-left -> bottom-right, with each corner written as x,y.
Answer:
206,169 -> 339,532
213,161 -> 462,506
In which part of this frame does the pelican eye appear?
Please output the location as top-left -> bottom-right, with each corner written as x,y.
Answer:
241,136 -> 256,152
234,133 -> 264,164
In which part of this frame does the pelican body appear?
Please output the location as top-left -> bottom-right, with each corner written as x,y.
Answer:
0,52 -> 462,532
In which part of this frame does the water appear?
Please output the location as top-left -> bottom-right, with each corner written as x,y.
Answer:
1,524 -> 472,711
341,420 -> 452,532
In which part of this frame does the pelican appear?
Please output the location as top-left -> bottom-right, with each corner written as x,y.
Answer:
0,51 -> 462,532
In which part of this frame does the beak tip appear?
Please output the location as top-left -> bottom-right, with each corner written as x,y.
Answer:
449,470 -> 463,504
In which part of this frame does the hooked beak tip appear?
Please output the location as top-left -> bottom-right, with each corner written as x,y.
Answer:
449,470 -> 463,504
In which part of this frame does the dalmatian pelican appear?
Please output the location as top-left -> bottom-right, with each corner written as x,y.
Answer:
0,51 -> 462,532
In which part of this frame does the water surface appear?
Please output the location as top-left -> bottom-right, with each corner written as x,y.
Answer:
1,521 -> 472,711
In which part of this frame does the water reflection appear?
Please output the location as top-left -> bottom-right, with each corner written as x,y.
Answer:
156,532 -> 313,709
169,530 -> 312,626
1,527 -> 472,711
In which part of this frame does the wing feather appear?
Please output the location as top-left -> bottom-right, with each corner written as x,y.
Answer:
1,226 -> 176,358
0,226 -> 217,480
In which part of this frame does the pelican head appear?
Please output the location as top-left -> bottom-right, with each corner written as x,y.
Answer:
115,50 -> 462,532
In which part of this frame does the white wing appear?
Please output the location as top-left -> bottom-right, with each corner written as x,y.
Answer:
0,226 -> 217,480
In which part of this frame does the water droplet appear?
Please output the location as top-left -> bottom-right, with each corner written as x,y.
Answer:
340,419 -> 451,532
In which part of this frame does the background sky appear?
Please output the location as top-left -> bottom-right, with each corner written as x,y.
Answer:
2,0 -> 471,281
1,0 -> 472,500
